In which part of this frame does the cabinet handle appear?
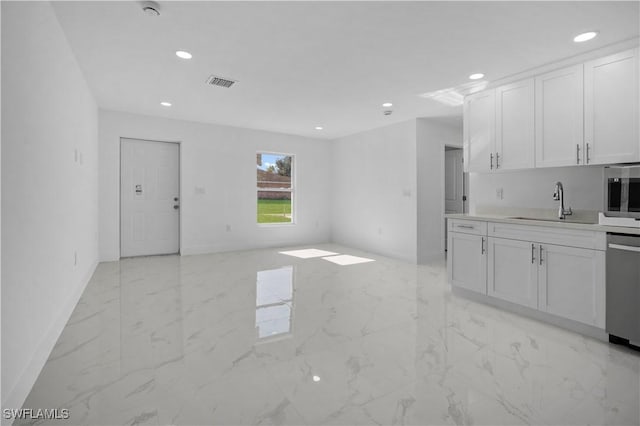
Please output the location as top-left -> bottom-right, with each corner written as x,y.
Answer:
576,144 -> 581,164
539,245 -> 543,265
586,143 -> 591,164
457,224 -> 474,229
481,237 -> 486,254
490,153 -> 494,170
531,243 -> 536,264
495,152 -> 500,169
609,243 -> 640,253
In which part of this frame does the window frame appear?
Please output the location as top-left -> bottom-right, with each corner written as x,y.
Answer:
256,151 -> 296,226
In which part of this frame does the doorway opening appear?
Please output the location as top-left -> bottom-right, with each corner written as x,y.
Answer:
444,146 -> 467,251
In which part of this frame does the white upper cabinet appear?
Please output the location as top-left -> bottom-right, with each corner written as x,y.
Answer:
464,47 -> 640,171
463,90 -> 494,173
495,79 -> 535,170
584,49 -> 639,165
535,65 -> 584,168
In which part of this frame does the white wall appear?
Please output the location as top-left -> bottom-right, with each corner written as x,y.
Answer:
330,120 -> 418,262
468,166 -> 605,213
417,118 -> 463,263
329,118 -> 462,263
99,110 -> 332,261
0,2 -> 4,409
1,2 -> 99,414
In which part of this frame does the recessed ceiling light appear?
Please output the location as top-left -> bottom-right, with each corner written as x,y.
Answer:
469,73 -> 484,80
175,50 -> 192,60
312,375 -> 321,382
573,31 -> 598,43
382,102 -> 393,107
160,101 -> 172,107
315,126 -> 323,130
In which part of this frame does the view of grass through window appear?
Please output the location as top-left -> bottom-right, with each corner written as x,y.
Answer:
257,153 -> 293,223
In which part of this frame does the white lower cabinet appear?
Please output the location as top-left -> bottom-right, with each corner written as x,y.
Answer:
448,219 -> 606,330
538,243 -> 605,328
487,237 -> 538,309
447,231 -> 487,294
487,237 -> 605,327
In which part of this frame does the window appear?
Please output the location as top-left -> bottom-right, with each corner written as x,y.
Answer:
256,153 -> 293,224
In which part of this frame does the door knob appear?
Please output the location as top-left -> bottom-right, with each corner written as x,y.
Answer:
173,205 -> 180,210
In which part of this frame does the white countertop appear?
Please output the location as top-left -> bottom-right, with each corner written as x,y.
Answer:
445,213 -> 640,236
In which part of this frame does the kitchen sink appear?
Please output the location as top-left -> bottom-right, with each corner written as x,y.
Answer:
509,216 -> 597,225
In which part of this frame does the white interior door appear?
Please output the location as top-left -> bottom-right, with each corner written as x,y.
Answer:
121,138 -> 180,257
445,148 -> 464,250
445,149 -> 464,214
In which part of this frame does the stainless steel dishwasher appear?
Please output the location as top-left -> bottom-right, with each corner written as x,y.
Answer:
606,233 -> 640,348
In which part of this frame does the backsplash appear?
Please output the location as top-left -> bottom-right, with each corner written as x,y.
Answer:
468,165 -> 605,213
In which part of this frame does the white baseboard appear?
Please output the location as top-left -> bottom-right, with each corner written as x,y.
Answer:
418,251 -> 446,264
452,286 -> 608,342
1,260 -> 98,424
181,239 -> 332,257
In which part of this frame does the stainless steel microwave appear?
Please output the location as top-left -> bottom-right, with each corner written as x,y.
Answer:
605,165 -> 640,218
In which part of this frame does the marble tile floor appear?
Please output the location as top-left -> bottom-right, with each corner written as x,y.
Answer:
17,244 -> 640,426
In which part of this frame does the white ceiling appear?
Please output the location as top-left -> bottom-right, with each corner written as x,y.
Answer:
52,1 -> 639,139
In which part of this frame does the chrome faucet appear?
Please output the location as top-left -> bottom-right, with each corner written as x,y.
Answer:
553,182 -> 573,219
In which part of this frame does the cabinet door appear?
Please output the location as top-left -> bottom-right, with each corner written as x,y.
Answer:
487,237 -> 538,308
584,49 -> 639,165
538,244 -> 605,328
464,90 -> 495,173
535,65 -> 584,168
447,232 -> 487,293
495,79 -> 534,170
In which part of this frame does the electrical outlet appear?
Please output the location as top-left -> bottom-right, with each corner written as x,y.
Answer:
496,188 -> 504,200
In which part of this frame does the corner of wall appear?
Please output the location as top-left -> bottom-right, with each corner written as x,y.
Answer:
415,117 -> 463,264
1,1 -> 100,413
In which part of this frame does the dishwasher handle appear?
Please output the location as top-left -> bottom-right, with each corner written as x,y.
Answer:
609,243 -> 640,253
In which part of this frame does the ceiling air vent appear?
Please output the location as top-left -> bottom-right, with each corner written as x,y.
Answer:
206,75 -> 237,88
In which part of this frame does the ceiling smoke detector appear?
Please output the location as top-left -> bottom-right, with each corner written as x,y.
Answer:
205,75 -> 237,88
141,1 -> 160,16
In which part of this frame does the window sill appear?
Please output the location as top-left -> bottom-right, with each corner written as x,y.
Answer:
257,222 -> 297,227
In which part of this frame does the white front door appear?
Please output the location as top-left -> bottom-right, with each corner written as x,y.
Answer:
120,138 -> 180,257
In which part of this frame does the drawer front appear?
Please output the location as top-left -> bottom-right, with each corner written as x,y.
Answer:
449,219 -> 488,236
488,222 -> 606,250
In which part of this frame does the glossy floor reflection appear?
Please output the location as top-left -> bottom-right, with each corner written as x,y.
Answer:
19,244 -> 640,425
